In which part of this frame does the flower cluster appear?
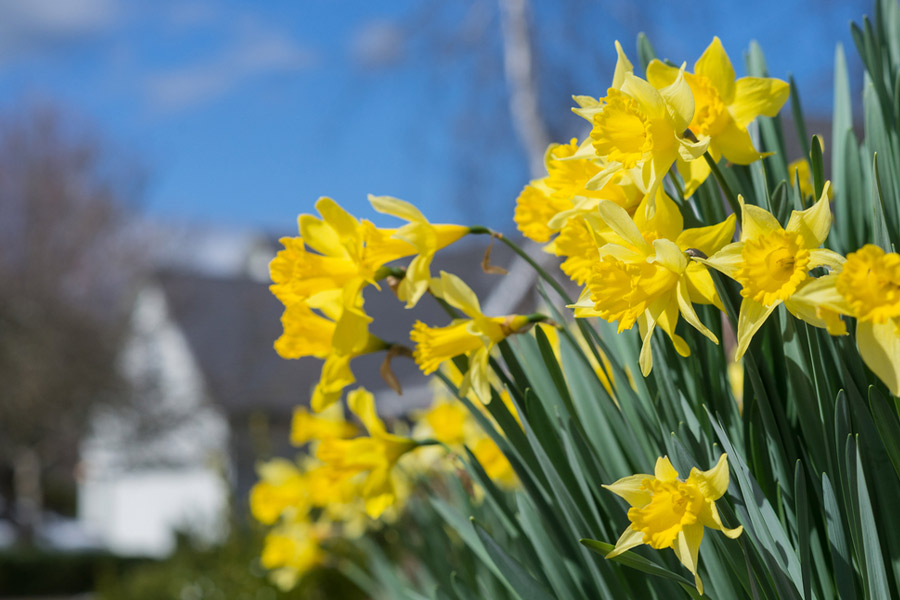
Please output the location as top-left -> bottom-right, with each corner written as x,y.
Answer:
255,32 -> 900,596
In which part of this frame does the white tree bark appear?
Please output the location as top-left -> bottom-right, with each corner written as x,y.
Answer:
498,0 -> 551,179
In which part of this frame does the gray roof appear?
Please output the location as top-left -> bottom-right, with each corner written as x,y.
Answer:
157,237 -> 544,417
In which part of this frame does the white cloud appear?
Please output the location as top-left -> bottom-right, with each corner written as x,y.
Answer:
0,0 -> 119,61
144,31 -> 316,112
351,19 -> 405,68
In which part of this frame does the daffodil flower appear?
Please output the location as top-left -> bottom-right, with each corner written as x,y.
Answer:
291,401 -> 359,447
310,334 -> 388,412
368,194 -> 469,308
410,271 -> 539,400
514,138 -> 642,244
702,184 -> 844,360
647,37 -> 789,197
603,454 -> 743,594
250,459 -> 309,526
791,244 -> 900,395
574,42 -> 709,202
316,388 -> 419,518
571,190 -> 735,375
261,521 -> 329,590
270,197 -> 416,354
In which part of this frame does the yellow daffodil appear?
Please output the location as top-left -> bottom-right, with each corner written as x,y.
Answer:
369,194 -> 469,307
261,521 -> 329,590
703,184 -> 844,360
603,454 -> 743,594
837,245 -> 900,395
791,245 -> 900,395
316,387 -> 419,518
514,138 -> 642,244
417,397 -> 470,446
270,197 -> 415,354
574,42 -> 709,202
250,459 -> 309,526
571,190 -> 735,375
412,377 -> 519,490
411,271 -> 539,400
647,37 -> 789,196
291,402 -> 358,447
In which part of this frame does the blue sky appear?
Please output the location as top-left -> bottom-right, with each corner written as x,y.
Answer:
0,0 -> 869,235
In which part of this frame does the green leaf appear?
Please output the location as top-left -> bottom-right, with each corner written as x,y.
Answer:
789,75 -> 810,159
579,539 -> 693,587
636,32 -> 657,77
793,461 -> 811,600
809,135 -> 825,201
472,518 -> 555,600
872,153 -> 895,252
516,493 -> 587,600
868,385 -> 900,481
821,473 -> 857,600
852,438 -> 892,600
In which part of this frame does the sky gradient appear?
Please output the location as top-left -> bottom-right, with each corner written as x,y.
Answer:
0,0 -> 869,236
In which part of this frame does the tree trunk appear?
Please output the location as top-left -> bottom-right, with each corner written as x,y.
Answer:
13,446 -> 42,545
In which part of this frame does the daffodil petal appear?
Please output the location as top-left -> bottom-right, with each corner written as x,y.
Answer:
605,526 -> 645,559
602,474 -> 652,507
316,197 -> 361,241
312,355 -> 355,412
677,278 -> 719,344
654,456 -> 680,482
857,320 -> 900,396
702,241 -> 744,279
699,499 -> 743,538
684,264 -> 723,308
645,59 -> 679,89
398,255 -> 431,308
621,72 -> 666,120
368,194 -> 427,223
784,297 -> 848,336
675,156 -> 711,198
695,36 -> 736,103
740,197 -> 784,241
655,296 -> 691,357
672,524 -> 704,595
434,271 -> 483,318
712,119 -> 765,165
347,387 -> 386,436
585,162 -> 621,192
299,213 -> 345,258
651,238 -> 688,273
731,76 -> 790,128
677,134 -> 711,162
678,214 -> 736,257
688,454 -> 730,500
735,297 -> 779,361
786,183 -> 833,248
635,190 -> 683,242
789,274 -> 851,314
638,312 -> 657,376
611,40 -> 634,90
809,248 -> 846,271
658,69 -> 695,132
597,199 -> 653,253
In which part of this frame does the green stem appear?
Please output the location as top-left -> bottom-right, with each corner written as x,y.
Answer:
469,228 -> 573,305
703,152 -> 742,219
374,265 -> 407,280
